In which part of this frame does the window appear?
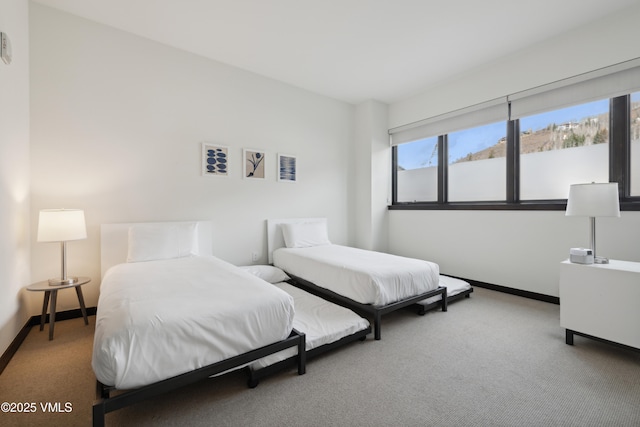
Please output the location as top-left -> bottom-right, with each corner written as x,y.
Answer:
390,60 -> 640,210
396,136 -> 438,202
448,121 -> 506,201
631,92 -> 640,196
519,99 -> 609,200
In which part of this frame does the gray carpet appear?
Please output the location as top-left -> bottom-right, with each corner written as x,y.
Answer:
1,287 -> 639,426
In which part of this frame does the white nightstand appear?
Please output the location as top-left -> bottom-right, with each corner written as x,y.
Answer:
559,260 -> 640,349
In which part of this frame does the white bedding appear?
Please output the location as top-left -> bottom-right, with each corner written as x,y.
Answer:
92,256 -> 295,389
418,275 -> 472,305
273,244 -> 440,306
251,282 -> 370,370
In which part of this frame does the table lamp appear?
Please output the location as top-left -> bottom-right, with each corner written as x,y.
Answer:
565,182 -> 620,264
37,209 -> 87,285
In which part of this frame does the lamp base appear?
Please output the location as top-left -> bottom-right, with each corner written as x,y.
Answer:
594,256 -> 610,264
48,276 -> 79,286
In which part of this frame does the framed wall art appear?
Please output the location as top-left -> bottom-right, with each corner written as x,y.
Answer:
243,148 -> 266,179
278,153 -> 297,182
202,143 -> 229,177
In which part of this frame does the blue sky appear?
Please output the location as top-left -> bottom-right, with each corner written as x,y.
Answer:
398,98 -> 611,170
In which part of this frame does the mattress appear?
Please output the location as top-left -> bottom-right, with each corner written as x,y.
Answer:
251,282 -> 370,370
92,256 -> 295,389
273,244 -> 440,306
418,275 -> 472,305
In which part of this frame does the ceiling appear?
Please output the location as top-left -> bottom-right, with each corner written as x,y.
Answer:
33,0 -> 640,105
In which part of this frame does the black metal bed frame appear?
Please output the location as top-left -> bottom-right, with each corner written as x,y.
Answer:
288,274 -> 447,340
247,324 -> 371,387
416,287 -> 474,315
92,329 -> 306,427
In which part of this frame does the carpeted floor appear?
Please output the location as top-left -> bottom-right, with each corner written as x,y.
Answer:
1,287 -> 639,426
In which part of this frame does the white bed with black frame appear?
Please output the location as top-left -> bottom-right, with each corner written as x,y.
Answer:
239,265 -> 371,387
414,274 -> 473,314
267,218 -> 448,340
92,221 -> 306,427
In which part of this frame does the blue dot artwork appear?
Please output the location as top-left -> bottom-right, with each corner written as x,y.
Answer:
204,145 -> 229,176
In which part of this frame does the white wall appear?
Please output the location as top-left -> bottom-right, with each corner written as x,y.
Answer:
389,210 -> 636,297
353,100 -> 389,251
29,4 -> 354,311
388,3 -> 640,297
0,0 -> 30,356
389,4 -> 640,129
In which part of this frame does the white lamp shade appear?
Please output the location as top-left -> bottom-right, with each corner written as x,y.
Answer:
566,183 -> 620,217
37,209 -> 87,242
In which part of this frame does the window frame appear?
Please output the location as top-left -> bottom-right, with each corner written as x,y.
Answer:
390,94 -> 640,212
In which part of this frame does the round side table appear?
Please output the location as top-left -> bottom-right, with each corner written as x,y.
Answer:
27,277 -> 91,340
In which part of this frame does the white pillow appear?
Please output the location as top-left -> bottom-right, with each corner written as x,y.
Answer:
239,265 -> 290,284
281,221 -> 331,248
127,222 -> 198,262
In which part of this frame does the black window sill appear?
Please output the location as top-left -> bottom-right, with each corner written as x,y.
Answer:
388,200 -> 640,211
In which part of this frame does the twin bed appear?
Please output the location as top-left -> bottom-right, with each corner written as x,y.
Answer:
239,265 -> 370,387
267,218 -> 471,339
92,221 -> 369,426
92,218 -> 471,425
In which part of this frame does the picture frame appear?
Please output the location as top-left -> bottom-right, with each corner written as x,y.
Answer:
202,143 -> 229,177
0,32 -> 11,65
277,154 -> 297,182
243,148 -> 266,179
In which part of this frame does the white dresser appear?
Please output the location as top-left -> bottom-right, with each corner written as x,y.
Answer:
559,259 -> 640,349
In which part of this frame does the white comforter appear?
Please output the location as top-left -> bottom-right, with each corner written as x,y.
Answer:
92,256 -> 295,389
273,245 -> 440,306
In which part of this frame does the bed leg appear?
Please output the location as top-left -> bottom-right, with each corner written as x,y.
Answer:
374,313 -> 382,340
247,367 -> 260,389
440,288 -> 448,312
92,401 -> 105,427
297,330 -> 306,375
92,380 -> 109,426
